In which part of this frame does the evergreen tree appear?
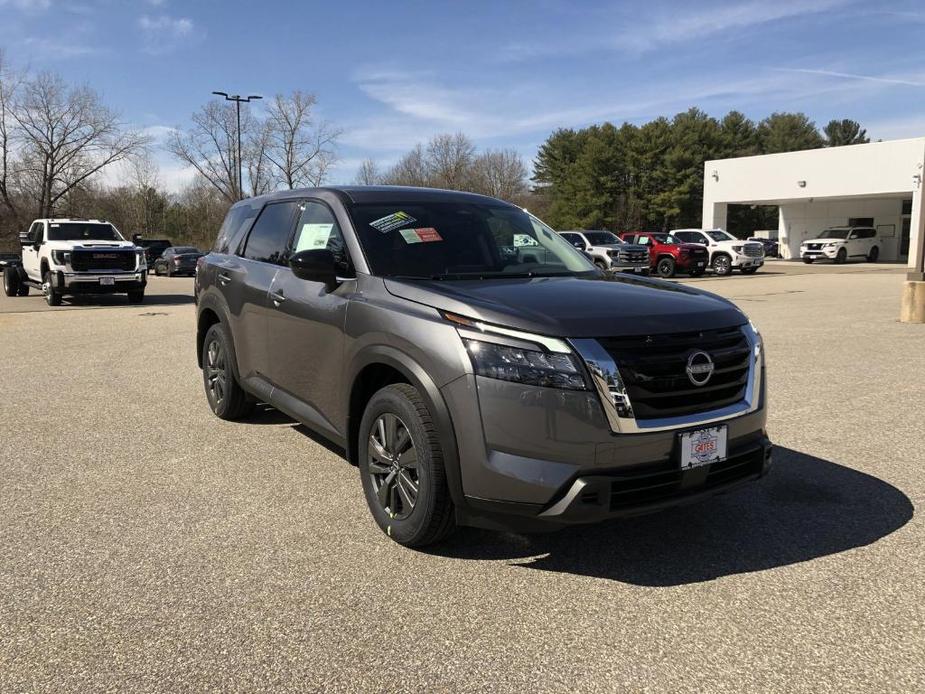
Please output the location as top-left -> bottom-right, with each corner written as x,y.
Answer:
823,119 -> 869,147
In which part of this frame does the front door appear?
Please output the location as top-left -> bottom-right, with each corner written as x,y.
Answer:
267,200 -> 354,439
21,222 -> 43,281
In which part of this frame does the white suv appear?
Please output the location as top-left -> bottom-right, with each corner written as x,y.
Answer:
4,218 -> 147,306
800,227 -> 879,264
671,229 -> 764,276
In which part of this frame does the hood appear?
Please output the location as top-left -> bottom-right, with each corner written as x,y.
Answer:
384,274 -> 746,338
46,240 -> 136,251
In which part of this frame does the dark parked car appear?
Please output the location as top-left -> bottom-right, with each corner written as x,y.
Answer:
196,186 -> 770,547
747,237 -> 779,258
133,236 -> 173,272
154,246 -> 203,276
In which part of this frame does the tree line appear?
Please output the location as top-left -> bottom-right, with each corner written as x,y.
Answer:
531,109 -> 868,234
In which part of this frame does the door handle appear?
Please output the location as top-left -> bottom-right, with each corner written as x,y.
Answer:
270,291 -> 286,305
218,272 -> 231,285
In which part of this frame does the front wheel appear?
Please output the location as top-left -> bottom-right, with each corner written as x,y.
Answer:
687,267 -> 705,277
359,384 -> 455,547
835,248 -> 847,264
43,271 -> 62,306
803,257 -> 814,264
655,257 -> 675,278
711,254 -> 733,276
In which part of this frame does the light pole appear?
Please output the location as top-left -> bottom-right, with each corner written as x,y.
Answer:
211,91 -> 262,200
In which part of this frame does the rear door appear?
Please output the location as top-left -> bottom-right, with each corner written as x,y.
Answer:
228,200 -> 300,384
266,200 -> 354,437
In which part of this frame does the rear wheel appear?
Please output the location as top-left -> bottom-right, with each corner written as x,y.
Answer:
201,322 -> 253,420
43,271 -> 61,306
711,254 -> 732,276
3,266 -> 20,297
655,257 -> 675,278
867,246 -> 879,262
359,384 -> 455,547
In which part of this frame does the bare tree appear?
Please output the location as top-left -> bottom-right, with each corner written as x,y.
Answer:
471,149 -> 528,200
426,132 -> 475,189
11,71 -> 147,218
262,91 -> 340,189
246,120 -> 274,197
0,49 -> 23,227
354,158 -> 381,185
383,144 -> 429,186
168,100 -> 252,202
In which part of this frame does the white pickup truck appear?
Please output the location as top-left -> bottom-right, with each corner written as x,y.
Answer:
670,228 -> 765,276
2,218 -> 147,306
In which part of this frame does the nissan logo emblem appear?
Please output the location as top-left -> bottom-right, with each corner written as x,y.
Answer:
686,351 -> 714,386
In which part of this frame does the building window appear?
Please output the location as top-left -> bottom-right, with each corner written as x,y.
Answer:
848,217 -> 874,227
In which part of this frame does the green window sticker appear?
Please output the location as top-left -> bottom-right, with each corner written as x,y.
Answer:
370,211 -> 417,233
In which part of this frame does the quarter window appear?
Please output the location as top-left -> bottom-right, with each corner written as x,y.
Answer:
242,201 -> 300,265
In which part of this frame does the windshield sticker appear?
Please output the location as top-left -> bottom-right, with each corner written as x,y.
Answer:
370,211 -> 417,233
294,223 -> 334,252
399,227 -> 443,244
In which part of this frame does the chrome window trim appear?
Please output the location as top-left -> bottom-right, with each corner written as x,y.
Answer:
570,324 -> 762,434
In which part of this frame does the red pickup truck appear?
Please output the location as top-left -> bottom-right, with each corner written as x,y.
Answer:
618,231 -> 709,278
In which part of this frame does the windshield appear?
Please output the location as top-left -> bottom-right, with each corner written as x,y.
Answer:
706,230 -> 735,242
818,229 -> 850,239
47,222 -> 123,242
348,202 -> 597,279
584,231 -> 620,246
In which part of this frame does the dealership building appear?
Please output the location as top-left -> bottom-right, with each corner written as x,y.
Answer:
702,137 -> 925,320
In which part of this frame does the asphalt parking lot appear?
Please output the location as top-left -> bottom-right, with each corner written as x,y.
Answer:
1,266 -> 922,692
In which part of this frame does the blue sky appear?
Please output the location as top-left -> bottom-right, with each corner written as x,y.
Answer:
2,0 -> 924,191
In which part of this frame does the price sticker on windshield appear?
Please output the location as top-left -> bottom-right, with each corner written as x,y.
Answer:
369,211 -> 417,233
399,228 -> 443,244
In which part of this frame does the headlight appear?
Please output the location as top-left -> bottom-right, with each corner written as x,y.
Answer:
135,249 -> 146,264
51,250 -> 70,265
824,242 -> 837,248
732,245 -> 743,253
747,319 -> 763,361
463,339 -> 588,390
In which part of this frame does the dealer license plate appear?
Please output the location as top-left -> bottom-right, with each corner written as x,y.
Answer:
679,425 -> 727,469
696,261 -> 705,267
99,277 -> 115,286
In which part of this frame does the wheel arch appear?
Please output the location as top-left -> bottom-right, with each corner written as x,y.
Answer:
346,346 -> 463,505
196,297 -> 242,381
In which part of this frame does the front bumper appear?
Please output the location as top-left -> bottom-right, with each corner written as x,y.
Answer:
801,246 -> 838,260
731,254 -> 764,268
609,261 -> 650,273
54,271 -> 147,294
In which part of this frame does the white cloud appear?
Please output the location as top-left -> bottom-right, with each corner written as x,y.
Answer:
137,13 -> 195,54
774,67 -> 925,88
21,35 -> 101,58
0,0 -> 51,10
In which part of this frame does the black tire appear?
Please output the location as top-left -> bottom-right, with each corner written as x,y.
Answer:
868,246 -> 879,262
153,263 -> 161,276
17,283 -> 29,296
594,260 -> 608,272
43,271 -> 61,306
127,290 -> 145,304
655,256 -> 675,278
359,383 -> 455,547
201,322 -> 254,420
3,266 -> 20,297
835,248 -> 847,264
711,253 -> 732,276
803,257 -> 814,264
740,266 -> 759,275
688,267 -> 705,277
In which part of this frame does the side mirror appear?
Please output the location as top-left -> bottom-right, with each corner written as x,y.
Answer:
18,232 -> 30,246
290,249 -> 339,289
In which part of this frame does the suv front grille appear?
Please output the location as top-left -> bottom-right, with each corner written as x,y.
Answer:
596,327 -> 751,419
609,447 -> 764,511
743,244 -> 763,257
806,243 -> 822,250
71,250 -> 137,271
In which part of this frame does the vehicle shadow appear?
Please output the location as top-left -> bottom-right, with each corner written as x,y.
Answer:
240,404 -> 348,458
428,447 -> 913,586
62,294 -> 194,307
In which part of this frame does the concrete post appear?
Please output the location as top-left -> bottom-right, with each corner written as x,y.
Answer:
900,164 -> 925,322
703,202 -> 727,231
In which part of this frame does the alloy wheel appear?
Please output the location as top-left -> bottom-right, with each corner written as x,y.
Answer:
367,413 -> 419,520
205,338 -> 227,408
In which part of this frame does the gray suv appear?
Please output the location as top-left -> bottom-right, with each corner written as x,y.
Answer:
196,187 -> 770,547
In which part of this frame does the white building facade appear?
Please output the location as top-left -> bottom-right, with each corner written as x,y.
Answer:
702,137 -> 925,279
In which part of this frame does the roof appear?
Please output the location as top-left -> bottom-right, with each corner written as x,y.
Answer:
246,185 -> 512,207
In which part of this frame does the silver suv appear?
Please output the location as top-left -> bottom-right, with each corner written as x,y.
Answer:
196,187 -> 770,547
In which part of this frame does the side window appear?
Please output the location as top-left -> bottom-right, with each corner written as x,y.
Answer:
242,201 -> 299,265
29,223 -> 42,243
216,203 -> 260,254
291,201 -> 352,274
